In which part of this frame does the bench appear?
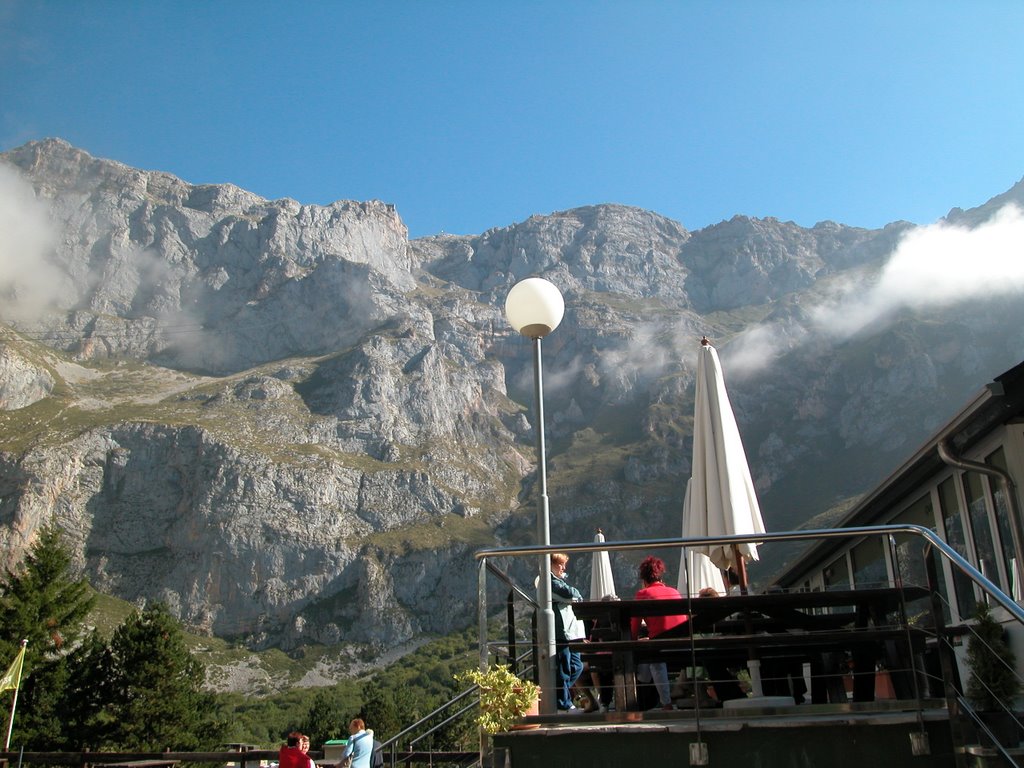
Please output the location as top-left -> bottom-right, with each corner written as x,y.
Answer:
568,587 -> 931,711
571,627 -> 930,710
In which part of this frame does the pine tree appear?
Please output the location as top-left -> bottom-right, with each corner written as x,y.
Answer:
966,601 -> 1021,711
0,523 -> 95,748
105,603 -> 223,750
0,523 -> 94,659
63,629 -> 117,748
302,689 -> 352,747
358,684 -> 403,742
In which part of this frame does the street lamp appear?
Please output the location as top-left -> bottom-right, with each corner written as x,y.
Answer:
504,276 -> 564,715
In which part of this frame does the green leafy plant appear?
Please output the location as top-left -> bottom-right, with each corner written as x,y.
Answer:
456,664 -> 539,734
966,601 -> 1022,712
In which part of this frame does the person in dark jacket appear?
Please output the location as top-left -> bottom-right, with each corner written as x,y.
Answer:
550,552 -> 586,711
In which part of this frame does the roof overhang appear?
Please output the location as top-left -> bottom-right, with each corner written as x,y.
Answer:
775,359 -> 1024,587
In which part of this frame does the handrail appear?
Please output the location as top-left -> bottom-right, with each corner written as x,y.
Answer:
955,693 -> 1021,766
377,648 -> 533,767
476,523 -> 1024,759
485,560 -> 537,608
473,524 -> 1024,623
378,686 -> 477,767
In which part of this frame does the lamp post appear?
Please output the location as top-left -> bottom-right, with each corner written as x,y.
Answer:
504,276 -> 564,715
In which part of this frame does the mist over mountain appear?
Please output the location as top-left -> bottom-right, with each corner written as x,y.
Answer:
2,138 -> 1023,688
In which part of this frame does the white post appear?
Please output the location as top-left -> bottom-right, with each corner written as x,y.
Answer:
746,659 -> 763,698
4,640 -> 28,750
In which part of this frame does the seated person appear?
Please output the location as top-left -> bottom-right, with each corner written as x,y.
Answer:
691,586 -> 747,704
631,555 -> 688,710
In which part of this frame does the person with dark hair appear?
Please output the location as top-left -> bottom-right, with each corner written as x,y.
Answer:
631,556 -> 687,710
279,732 -> 313,768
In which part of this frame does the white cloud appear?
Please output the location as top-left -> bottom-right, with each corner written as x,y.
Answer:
0,162 -> 61,321
724,322 -> 805,377
811,204 -> 1024,338
724,204 -> 1024,375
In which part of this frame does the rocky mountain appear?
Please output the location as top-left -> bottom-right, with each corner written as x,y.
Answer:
1,139 -> 1022,686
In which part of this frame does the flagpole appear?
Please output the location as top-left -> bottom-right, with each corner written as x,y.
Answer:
4,640 -> 28,751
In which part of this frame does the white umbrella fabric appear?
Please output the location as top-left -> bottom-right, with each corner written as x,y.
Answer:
677,481 -> 728,597
589,529 -> 618,600
682,338 -> 766,590
682,338 -> 770,697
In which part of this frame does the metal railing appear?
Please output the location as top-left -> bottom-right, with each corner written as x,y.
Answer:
376,648 -> 535,768
921,533 -> 1024,766
473,524 -> 1024,763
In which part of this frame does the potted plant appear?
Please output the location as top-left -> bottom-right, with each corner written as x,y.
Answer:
456,664 -> 541,733
965,601 -> 1022,747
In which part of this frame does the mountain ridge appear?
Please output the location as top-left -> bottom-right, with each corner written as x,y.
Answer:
2,138 -> 1022,690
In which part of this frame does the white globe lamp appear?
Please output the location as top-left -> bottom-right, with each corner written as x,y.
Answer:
505,277 -> 564,339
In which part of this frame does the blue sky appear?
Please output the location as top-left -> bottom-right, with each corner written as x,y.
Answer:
1,1 -> 1022,239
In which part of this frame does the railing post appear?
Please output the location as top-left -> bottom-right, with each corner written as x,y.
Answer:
478,555 -> 491,768
531,609 -> 539,685
925,544 -> 970,767
479,556 -> 489,673
506,590 -> 516,673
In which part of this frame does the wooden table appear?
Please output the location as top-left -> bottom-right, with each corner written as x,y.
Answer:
569,587 -> 930,711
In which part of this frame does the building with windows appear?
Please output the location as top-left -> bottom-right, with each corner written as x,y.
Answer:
775,358 -> 1024,666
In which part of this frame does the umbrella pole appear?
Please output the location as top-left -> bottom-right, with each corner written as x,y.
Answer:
732,544 -> 749,595
730,545 -> 764,696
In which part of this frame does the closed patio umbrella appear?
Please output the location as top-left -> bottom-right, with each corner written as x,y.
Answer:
681,338 -> 766,592
678,480 -> 728,597
590,529 -> 618,600
681,337 -> 769,696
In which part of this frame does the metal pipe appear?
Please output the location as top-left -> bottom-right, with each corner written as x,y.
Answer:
473,523 -> 1024,623
485,561 -> 538,607
531,336 -> 557,714
476,557 -> 489,768
478,558 -> 488,674
938,438 -> 1024,600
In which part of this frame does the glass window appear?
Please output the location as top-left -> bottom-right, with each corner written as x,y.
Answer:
892,493 -> 938,624
938,476 -> 977,621
823,554 -> 850,591
892,493 -> 934,587
965,471 -> 1006,593
987,447 -> 1020,600
851,536 -> 888,589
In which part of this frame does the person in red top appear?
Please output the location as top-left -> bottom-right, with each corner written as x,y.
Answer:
279,733 -> 313,768
631,556 -> 688,709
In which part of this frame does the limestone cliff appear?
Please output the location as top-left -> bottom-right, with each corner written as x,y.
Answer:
1,139 -> 1022,682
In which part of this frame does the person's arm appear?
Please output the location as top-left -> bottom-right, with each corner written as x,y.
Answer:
550,575 -> 576,603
